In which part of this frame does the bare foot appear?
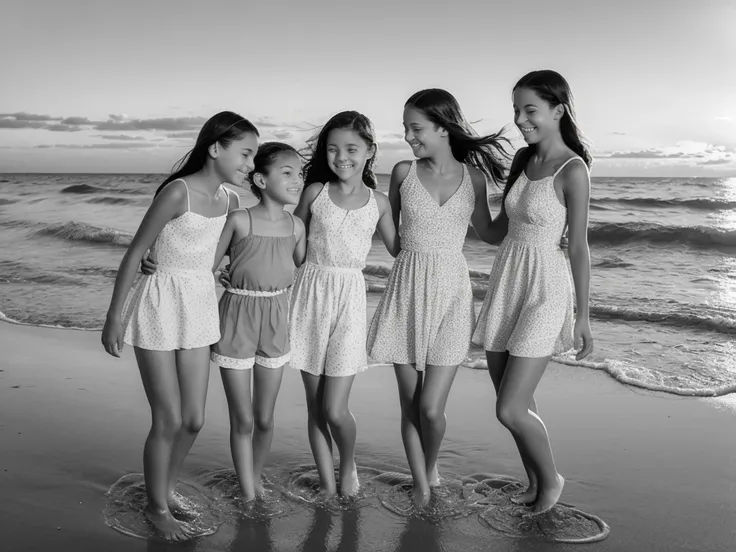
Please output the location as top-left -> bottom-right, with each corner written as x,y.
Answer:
427,464 -> 441,488
315,488 -> 336,502
144,506 -> 191,542
412,485 -> 431,508
510,484 -> 538,505
339,462 -> 360,497
254,480 -> 266,498
532,474 -> 565,515
167,491 -> 197,520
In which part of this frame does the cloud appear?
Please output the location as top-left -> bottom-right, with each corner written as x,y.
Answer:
610,132 -> 627,136
46,124 -> 84,132
166,131 -> 200,140
61,116 -> 93,125
271,130 -> 294,140
0,118 -> 47,129
602,142 -> 732,161
94,116 -> 207,131
95,134 -> 147,141
606,149 -> 692,159
108,114 -> 127,121
698,157 -> 734,166
35,142 -> 157,149
0,112 -> 59,122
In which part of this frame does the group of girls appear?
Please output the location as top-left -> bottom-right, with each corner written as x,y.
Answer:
101,69 -> 593,541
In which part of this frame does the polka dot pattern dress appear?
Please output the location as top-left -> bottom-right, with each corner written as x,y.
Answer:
367,161 -> 475,371
289,184 -> 379,377
121,180 -> 228,351
472,158 -> 584,357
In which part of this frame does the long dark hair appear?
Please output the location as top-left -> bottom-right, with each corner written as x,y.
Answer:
155,111 -> 259,196
504,70 -> 592,202
247,142 -> 300,200
302,111 -> 378,189
405,89 -> 511,185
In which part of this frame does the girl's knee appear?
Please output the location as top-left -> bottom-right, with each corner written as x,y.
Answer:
496,402 -> 523,431
254,413 -> 274,433
151,409 -> 181,438
231,410 -> 254,435
324,404 -> 350,428
181,412 -> 205,434
419,403 -> 444,426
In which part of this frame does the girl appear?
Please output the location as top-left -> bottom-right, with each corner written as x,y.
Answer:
210,142 -> 306,503
101,112 -> 258,541
366,89 -> 510,507
472,70 -> 594,514
290,111 -> 399,498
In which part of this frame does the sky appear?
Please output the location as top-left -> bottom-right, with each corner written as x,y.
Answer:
1,0 -> 734,176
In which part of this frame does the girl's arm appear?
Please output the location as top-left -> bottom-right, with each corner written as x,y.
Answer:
388,161 -> 410,235
101,181 -> 187,356
211,211 -> 239,272
469,166 -> 506,244
560,159 -> 594,360
293,216 -> 307,267
374,191 -> 400,257
293,183 -> 323,240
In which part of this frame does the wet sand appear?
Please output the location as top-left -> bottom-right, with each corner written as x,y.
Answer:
1,312 -> 735,552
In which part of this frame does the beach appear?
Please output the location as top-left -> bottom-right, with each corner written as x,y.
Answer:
2,300 -> 735,552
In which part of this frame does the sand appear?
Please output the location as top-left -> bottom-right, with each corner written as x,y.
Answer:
1,315 -> 735,552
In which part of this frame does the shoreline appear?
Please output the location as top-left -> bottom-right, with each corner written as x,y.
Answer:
2,319 -> 736,551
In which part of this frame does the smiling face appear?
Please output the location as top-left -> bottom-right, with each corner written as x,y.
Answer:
213,132 -> 259,187
513,87 -> 563,145
258,151 -> 304,206
403,106 -> 445,159
325,128 -> 374,183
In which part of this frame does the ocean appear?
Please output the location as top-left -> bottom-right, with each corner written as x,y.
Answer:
1,173 -> 735,397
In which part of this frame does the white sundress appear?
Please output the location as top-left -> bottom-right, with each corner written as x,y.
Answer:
472,157 -> 585,357
367,161 -> 475,371
289,183 -> 379,377
122,179 -> 229,351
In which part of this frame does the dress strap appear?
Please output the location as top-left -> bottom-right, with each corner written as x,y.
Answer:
223,186 -> 230,214
287,211 -> 296,236
244,208 -> 253,236
552,157 -> 585,178
173,178 -> 191,212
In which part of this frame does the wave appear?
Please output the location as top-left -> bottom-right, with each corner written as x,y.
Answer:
61,182 -> 150,196
592,196 -> 736,211
461,222 -> 735,250
460,352 -> 736,397
0,198 -> 17,206
593,256 -> 634,269
61,184 -> 107,194
589,303 -> 735,335
33,221 -> 133,247
587,222 -> 736,250
86,196 -> 136,205
0,309 -> 98,331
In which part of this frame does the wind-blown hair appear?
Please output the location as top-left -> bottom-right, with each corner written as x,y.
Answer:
155,111 -> 259,196
405,88 -> 512,185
